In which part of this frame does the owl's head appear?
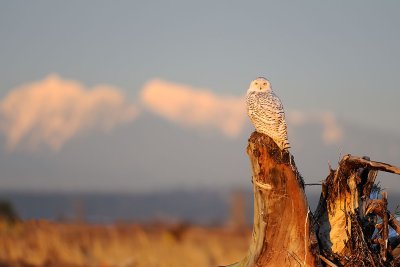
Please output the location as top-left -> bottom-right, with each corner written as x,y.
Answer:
248,77 -> 272,92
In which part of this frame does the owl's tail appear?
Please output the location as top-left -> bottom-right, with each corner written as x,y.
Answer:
280,139 -> 290,150
281,140 -> 290,151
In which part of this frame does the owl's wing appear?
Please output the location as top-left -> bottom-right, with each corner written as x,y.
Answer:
255,93 -> 287,128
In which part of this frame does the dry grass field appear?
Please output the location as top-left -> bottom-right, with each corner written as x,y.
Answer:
0,220 -> 251,267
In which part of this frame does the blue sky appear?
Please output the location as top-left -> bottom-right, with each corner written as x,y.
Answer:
0,1 -> 399,192
2,1 -> 400,131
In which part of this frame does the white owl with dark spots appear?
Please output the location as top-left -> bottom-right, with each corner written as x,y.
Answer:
246,77 -> 290,150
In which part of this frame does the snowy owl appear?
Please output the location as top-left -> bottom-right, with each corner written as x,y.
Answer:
246,77 -> 290,150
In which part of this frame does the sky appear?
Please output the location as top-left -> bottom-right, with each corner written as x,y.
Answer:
0,1 -> 399,193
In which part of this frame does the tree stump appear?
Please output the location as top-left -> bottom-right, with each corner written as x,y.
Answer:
224,132 -> 400,267
228,132 -> 321,266
314,155 -> 400,266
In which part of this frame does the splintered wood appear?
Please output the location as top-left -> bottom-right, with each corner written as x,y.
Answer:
315,155 -> 400,266
224,132 -> 400,267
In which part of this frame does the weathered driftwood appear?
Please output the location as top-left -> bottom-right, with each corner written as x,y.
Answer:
223,132 -> 400,267
227,132 -> 321,266
314,155 -> 400,266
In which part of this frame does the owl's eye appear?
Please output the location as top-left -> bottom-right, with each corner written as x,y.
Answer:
263,82 -> 267,86
255,82 -> 258,85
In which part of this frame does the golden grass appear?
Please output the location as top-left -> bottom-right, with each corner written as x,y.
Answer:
0,220 -> 250,267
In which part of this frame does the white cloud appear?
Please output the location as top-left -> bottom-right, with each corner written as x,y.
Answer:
140,79 -> 247,138
0,74 -> 138,151
287,110 -> 344,144
0,75 -> 344,152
